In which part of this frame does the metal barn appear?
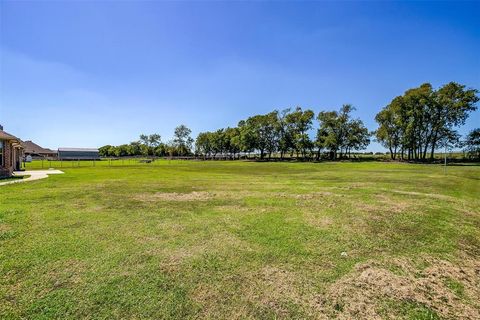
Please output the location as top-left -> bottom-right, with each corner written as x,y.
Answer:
58,148 -> 100,160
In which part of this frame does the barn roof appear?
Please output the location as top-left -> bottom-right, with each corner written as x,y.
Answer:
58,147 -> 99,152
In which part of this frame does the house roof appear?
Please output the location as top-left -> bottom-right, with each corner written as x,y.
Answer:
0,130 -> 23,148
22,140 -> 57,154
0,130 -> 20,141
58,147 -> 99,152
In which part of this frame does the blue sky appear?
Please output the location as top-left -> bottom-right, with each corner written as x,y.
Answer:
1,1 -> 479,150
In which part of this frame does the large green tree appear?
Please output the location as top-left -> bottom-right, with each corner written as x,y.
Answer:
464,128 -> 480,160
243,112 -> 278,159
375,82 -> 478,161
173,125 -> 194,156
317,105 -> 369,159
285,107 -> 314,158
375,101 -> 402,159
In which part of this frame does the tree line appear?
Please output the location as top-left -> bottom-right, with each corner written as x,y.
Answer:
375,82 -> 478,160
99,125 -> 194,157
196,105 -> 370,160
99,82 -> 479,161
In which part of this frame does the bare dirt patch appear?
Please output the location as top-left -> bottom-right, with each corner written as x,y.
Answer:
235,256 -> 480,319
375,194 -> 411,213
315,256 -> 480,320
244,266 -> 307,317
0,223 -> 11,233
158,232 -> 254,273
304,214 -> 333,229
293,191 -> 338,200
390,189 -> 455,201
354,194 -> 412,215
134,191 -> 213,202
215,205 -> 251,213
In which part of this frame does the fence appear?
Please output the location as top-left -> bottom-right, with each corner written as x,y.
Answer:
22,151 -> 471,170
22,156 -> 223,170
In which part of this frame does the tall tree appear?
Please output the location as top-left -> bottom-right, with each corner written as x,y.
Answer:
464,128 -> 480,160
98,145 -> 112,157
429,82 -> 479,159
317,110 -> 341,159
285,107 -> 314,158
224,127 -> 242,159
148,134 -> 161,148
317,105 -> 368,159
375,98 -> 403,160
375,82 -> 478,161
238,120 -> 256,157
139,133 -> 161,156
345,119 -> 370,158
211,129 -> 226,157
173,125 -> 194,156
128,141 -> 142,156
195,132 -> 213,158
276,108 -> 294,159
243,112 -> 278,159
315,128 -> 328,160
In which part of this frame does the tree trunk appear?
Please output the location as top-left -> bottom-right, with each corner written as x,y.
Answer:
430,132 -> 438,160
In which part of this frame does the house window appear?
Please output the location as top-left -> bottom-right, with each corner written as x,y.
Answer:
0,140 -> 3,167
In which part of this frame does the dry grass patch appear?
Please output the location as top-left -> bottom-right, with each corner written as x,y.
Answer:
191,280 -> 252,319
243,266 -> 309,317
134,191 -> 213,202
316,256 -> 480,320
44,259 -> 86,291
354,194 -> 412,214
2,259 -> 86,314
214,205 -> 251,213
304,214 -> 334,229
375,194 -> 411,213
157,232 -> 255,273
279,191 -> 338,200
390,189 -> 456,201
0,223 -> 11,233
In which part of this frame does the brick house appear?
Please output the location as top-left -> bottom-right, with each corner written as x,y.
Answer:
0,126 -> 24,178
22,140 -> 57,159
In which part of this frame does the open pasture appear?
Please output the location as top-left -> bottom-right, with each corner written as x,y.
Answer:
1,161 -> 479,319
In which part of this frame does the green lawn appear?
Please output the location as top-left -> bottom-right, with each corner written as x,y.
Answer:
1,161 -> 479,319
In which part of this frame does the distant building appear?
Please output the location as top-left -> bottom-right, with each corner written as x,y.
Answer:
58,147 -> 100,160
22,140 -> 57,159
0,125 -> 24,177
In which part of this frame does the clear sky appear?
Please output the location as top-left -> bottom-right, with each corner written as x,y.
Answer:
1,1 -> 479,151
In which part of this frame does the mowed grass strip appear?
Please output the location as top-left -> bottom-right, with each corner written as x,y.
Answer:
1,161 -> 479,319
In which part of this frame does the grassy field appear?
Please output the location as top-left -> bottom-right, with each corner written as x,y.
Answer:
1,160 -> 479,319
